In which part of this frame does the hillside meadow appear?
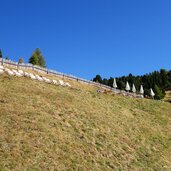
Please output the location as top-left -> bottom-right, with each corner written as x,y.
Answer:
164,91 -> 171,103
0,73 -> 171,171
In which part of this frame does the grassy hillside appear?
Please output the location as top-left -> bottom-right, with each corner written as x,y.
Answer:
164,91 -> 171,103
0,73 -> 171,171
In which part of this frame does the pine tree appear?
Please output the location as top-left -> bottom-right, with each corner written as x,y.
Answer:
154,85 -> 165,100
93,75 -> 102,83
18,58 -> 24,64
160,69 -> 167,88
29,54 -> 39,65
29,48 -> 46,67
108,77 -> 114,87
117,80 -> 125,90
167,71 -> 171,89
0,49 -> 2,58
38,55 -> 46,68
102,78 -> 108,85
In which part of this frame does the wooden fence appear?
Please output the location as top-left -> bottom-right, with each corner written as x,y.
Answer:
0,58 -> 141,97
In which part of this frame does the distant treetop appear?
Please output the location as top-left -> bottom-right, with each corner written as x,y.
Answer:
29,48 -> 46,68
18,57 -> 24,64
0,49 -> 2,58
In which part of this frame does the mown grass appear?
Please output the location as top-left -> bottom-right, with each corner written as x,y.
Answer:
0,73 -> 171,171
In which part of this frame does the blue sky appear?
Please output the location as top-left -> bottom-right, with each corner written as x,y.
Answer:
0,0 -> 171,79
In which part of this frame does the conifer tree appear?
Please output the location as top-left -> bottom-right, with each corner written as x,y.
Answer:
93,75 -> 102,83
29,48 -> 46,67
29,53 -> 39,65
154,85 -> 165,100
18,58 -> 24,64
0,49 -> 2,58
160,69 -> 167,87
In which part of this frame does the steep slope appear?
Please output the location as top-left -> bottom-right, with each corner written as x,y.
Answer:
164,91 -> 171,103
0,74 -> 171,171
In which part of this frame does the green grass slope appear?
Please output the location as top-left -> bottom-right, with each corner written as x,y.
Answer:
0,74 -> 171,171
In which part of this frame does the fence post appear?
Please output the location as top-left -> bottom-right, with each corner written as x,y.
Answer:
17,62 -> 19,70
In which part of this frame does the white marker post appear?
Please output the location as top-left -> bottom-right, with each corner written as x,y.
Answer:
132,83 -> 136,93
150,88 -> 155,99
125,81 -> 130,92
113,78 -> 117,89
140,85 -> 144,98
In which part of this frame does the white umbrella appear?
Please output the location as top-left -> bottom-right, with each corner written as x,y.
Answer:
132,84 -> 136,93
150,88 -> 155,97
113,78 -> 117,88
140,85 -> 144,94
125,81 -> 130,91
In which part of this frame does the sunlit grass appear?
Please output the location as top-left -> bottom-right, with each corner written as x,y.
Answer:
164,91 -> 171,103
0,73 -> 171,170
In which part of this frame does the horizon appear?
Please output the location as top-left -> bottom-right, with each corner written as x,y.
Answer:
0,0 -> 171,80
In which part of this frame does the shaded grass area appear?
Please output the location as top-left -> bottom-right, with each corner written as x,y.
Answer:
0,74 -> 171,170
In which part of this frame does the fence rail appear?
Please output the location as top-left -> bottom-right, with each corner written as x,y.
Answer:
0,58 -> 141,97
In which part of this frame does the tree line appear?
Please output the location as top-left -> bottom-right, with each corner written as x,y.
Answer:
93,69 -> 171,100
0,48 -> 46,68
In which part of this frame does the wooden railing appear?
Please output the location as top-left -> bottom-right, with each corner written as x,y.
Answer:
0,58 -> 142,98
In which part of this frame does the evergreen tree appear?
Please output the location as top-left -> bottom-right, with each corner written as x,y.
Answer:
93,75 -> 103,83
29,53 -> 39,65
117,80 -> 125,90
154,85 -> 165,100
0,49 -> 2,58
38,55 -> 46,67
18,58 -> 24,64
29,48 -> 46,67
160,69 -> 168,88
167,71 -> 171,89
108,77 -> 114,87
102,78 -> 108,85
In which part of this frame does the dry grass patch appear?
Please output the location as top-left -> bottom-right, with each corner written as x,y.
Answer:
164,91 -> 171,103
0,75 -> 171,170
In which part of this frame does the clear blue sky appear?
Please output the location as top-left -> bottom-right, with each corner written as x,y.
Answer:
0,0 -> 171,79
